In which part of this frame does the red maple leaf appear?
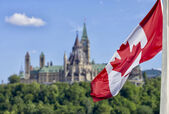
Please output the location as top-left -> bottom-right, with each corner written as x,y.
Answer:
110,42 -> 142,76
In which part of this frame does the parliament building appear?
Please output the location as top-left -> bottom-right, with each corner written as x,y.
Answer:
19,23 -> 144,85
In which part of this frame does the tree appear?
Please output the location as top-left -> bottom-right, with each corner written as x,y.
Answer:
114,106 -> 130,114
0,78 -> 161,113
136,105 -> 153,114
94,101 -> 112,114
8,75 -> 20,84
143,72 -> 148,83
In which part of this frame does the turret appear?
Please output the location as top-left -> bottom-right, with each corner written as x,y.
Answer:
70,32 -> 85,65
25,52 -> 30,79
73,31 -> 81,51
64,52 -> 67,76
40,52 -> 45,68
50,61 -> 53,66
81,22 -> 90,64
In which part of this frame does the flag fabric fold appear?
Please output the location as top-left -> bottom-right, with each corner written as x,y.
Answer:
90,0 -> 163,102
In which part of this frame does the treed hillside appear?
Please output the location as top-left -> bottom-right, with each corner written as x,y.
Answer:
143,69 -> 161,78
0,77 -> 161,114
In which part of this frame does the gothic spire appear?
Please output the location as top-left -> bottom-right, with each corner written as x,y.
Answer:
74,31 -> 80,47
82,22 -> 88,40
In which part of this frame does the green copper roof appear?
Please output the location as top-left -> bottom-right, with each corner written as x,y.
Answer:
82,23 -> 88,40
92,64 -> 106,72
39,65 -> 63,73
31,64 -> 105,74
40,52 -> 44,57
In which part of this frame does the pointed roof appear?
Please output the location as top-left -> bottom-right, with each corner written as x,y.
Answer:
40,52 -> 44,57
26,52 -> 30,57
82,22 -> 88,40
74,32 -> 80,47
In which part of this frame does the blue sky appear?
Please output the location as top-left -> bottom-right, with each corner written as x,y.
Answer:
0,0 -> 160,82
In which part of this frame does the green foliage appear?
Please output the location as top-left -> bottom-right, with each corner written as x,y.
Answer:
114,106 -> 130,114
120,81 -> 141,103
135,105 -> 153,114
8,74 -> 20,84
143,72 -> 148,84
94,101 -> 112,114
0,77 -> 161,113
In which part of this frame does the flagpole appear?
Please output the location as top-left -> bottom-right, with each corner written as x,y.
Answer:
160,0 -> 169,114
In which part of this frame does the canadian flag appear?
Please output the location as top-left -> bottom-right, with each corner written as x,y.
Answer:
91,0 -> 163,102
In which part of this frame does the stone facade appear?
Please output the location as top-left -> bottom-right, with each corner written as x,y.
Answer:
128,65 -> 144,86
20,23 -> 144,85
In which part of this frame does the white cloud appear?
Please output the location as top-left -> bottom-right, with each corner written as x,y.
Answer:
5,13 -> 45,27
